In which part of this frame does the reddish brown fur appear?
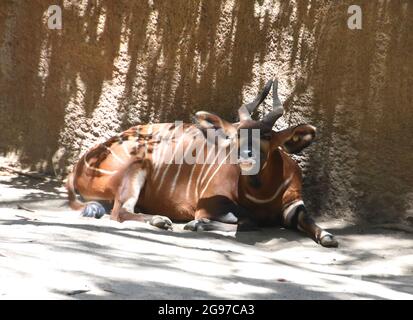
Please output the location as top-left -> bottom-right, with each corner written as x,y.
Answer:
67,123 -> 243,224
66,79 -> 338,247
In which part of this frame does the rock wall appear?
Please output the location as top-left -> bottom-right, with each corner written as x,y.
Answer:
1,0 -> 412,222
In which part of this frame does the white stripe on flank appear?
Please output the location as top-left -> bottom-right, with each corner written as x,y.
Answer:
151,125 -> 165,166
169,137 -> 196,197
186,140 -> 206,200
156,133 -> 186,192
261,159 -> 269,171
152,124 -> 175,180
199,145 -> 234,199
195,146 -> 216,199
104,145 -> 126,164
151,131 -> 159,163
153,124 -> 178,174
83,155 -> 118,175
245,175 -> 293,204
200,144 -> 226,186
121,140 -> 131,158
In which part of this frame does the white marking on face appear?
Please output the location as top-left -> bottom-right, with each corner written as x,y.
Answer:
244,175 -> 293,204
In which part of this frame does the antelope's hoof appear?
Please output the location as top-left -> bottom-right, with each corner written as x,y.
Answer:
82,202 -> 106,219
184,219 -> 198,231
320,234 -> 338,248
150,215 -> 173,230
183,218 -> 211,231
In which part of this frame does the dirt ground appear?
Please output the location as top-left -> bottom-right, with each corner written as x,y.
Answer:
0,174 -> 412,300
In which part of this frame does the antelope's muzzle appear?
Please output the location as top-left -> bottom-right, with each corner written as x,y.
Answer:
238,149 -> 258,173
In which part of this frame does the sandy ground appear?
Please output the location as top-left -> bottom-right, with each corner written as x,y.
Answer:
0,174 -> 412,300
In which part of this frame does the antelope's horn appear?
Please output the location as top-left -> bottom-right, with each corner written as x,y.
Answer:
262,78 -> 284,127
238,80 -> 273,121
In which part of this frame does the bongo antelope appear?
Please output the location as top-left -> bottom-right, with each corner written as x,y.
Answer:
66,84 -> 272,230
189,80 -> 338,247
66,80 -> 337,247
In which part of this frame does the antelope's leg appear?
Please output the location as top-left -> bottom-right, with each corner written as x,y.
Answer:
184,198 -> 256,232
184,218 -> 238,232
110,164 -> 146,222
282,201 -> 338,247
111,163 -> 172,230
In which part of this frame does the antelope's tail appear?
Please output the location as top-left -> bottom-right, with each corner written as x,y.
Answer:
66,172 -> 85,211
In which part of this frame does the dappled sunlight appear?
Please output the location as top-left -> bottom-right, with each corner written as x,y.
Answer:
0,176 -> 67,205
1,0 -> 411,221
0,197 -> 412,299
0,175 -> 411,299
0,0 -> 412,300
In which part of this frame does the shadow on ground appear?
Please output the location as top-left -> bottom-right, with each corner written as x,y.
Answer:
0,174 -> 412,299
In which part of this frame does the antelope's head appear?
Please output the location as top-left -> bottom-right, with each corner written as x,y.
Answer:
194,79 -> 316,176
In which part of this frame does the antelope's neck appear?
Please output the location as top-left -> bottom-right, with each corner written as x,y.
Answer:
239,150 -> 290,205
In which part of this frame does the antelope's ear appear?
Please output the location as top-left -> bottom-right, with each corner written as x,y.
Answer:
193,111 -> 237,136
280,124 -> 316,154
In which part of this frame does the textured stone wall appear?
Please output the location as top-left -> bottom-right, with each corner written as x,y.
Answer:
1,0 -> 412,222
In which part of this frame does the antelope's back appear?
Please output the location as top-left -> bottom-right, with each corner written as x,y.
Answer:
76,122 -> 239,220
138,123 -> 240,220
